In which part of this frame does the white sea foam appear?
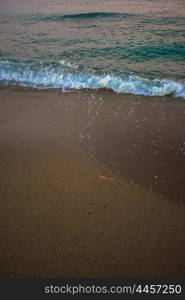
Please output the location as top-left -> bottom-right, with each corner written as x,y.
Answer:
0,60 -> 184,98
59,60 -> 78,69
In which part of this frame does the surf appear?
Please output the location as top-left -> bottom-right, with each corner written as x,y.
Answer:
0,60 -> 184,98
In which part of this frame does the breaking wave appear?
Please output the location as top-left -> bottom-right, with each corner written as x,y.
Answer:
0,60 -> 184,98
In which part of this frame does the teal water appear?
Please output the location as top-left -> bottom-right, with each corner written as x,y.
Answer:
0,0 -> 185,97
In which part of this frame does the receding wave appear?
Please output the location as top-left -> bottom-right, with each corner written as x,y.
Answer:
0,60 -> 184,98
40,12 -> 135,22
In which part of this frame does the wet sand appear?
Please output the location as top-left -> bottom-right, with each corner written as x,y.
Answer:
0,87 -> 185,277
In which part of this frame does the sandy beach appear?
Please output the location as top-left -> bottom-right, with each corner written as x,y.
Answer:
0,87 -> 184,277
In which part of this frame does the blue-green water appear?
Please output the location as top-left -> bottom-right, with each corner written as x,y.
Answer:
0,0 -> 185,97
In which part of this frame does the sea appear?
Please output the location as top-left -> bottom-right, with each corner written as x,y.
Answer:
0,0 -> 185,98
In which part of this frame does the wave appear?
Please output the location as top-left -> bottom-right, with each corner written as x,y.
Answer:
39,12 -> 135,22
0,60 -> 184,98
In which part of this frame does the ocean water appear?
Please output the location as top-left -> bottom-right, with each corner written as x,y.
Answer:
0,0 -> 185,97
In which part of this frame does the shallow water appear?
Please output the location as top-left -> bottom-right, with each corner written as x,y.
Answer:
0,0 -> 185,97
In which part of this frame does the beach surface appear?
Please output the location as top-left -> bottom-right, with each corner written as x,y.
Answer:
0,88 -> 184,277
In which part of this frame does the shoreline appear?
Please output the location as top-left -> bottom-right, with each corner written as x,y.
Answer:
0,88 -> 185,277
1,84 -> 185,100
